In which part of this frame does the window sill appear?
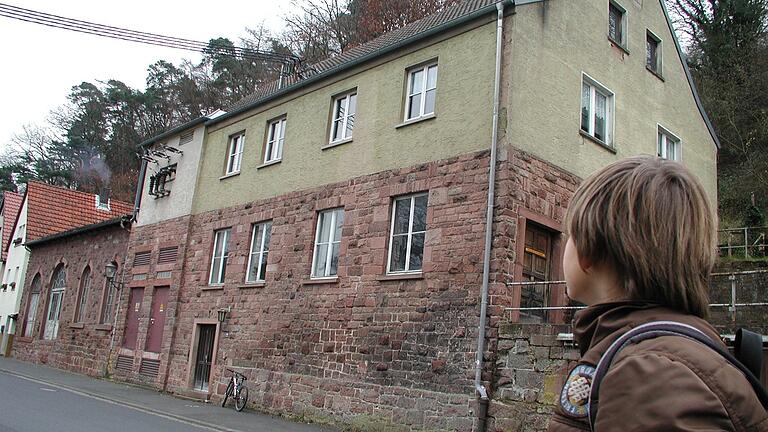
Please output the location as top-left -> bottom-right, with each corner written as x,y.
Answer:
257,159 -> 281,170
69,323 -> 84,329
321,138 -> 353,150
95,324 -> 112,332
395,114 -> 436,129
301,277 -> 339,285
219,171 -> 241,181
646,66 -> 665,82
607,36 -> 630,55
15,336 -> 32,343
377,273 -> 423,281
238,282 -> 265,289
579,130 -> 617,154
202,284 -> 225,291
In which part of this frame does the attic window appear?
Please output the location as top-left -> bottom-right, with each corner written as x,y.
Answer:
179,131 -> 194,145
96,195 -> 110,210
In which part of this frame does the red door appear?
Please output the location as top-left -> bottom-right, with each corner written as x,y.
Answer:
122,288 -> 144,349
145,287 -> 169,353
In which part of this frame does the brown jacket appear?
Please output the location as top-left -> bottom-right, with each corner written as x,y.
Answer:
548,302 -> 768,432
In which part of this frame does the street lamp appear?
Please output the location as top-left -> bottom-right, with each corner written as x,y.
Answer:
217,307 -> 230,324
105,261 -> 118,281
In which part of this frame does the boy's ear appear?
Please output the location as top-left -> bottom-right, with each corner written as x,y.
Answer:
578,254 -> 593,274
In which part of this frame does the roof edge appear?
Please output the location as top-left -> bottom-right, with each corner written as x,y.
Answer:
25,216 -> 131,247
207,0 -> 513,127
659,0 -> 721,149
138,116 -> 209,149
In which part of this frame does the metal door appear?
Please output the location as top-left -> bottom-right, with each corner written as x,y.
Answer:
122,288 -> 144,349
193,324 -> 216,391
145,287 -> 169,353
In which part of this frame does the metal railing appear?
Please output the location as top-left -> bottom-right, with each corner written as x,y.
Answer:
719,226 -> 768,258
505,270 -> 768,332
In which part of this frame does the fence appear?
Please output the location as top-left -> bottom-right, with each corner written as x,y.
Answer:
719,226 -> 768,258
505,269 -> 768,333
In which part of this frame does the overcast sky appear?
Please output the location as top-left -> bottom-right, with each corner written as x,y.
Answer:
0,0 -> 297,153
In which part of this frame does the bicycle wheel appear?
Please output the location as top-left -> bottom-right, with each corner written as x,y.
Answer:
221,380 -> 234,407
234,386 -> 249,412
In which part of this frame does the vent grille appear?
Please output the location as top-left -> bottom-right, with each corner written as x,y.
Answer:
115,355 -> 133,372
133,251 -> 151,267
179,131 -> 194,145
139,358 -> 160,379
156,271 -> 172,279
158,247 -> 178,264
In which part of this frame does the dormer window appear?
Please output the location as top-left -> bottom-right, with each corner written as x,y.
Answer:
96,194 -> 110,210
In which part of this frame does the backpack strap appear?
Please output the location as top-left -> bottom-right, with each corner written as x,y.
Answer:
736,328 -> 764,380
587,321 -> 768,431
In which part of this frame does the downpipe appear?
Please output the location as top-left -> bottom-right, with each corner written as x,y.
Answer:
475,1 -> 506,430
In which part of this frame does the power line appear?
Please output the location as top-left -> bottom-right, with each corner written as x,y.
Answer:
0,2 -> 298,64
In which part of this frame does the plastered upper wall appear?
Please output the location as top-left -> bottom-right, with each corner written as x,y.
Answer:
193,19 -> 497,214
137,124 -> 205,226
503,0 -> 718,202
0,198 -> 29,318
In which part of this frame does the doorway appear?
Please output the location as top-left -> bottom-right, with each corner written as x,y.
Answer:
122,288 -> 144,349
192,324 -> 216,391
144,287 -> 169,353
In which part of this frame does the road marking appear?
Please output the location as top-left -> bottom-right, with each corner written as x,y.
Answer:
0,370 -> 239,432
40,388 -> 57,392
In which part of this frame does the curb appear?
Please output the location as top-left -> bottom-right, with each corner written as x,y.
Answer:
0,366 -> 244,432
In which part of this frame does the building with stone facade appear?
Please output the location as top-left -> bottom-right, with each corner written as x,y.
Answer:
2,182 -> 132,359
13,0 -> 719,430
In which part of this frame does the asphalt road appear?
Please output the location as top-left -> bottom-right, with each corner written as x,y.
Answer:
0,372 -> 215,432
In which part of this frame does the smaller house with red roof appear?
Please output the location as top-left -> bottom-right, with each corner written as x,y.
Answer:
0,182 -> 132,357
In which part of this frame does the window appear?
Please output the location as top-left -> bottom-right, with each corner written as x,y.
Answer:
226,133 -> 244,175
24,275 -> 41,337
646,31 -> 662,74
44,266 -> 66,340
11,266 -> 18,289
581,75 -> 615,146
264,118 -> 286,163
608,2 -> 627,47
246,222 -> 272,283
658,126 -> 681,161
208,229 -> 231,285
387,194 -> 428,273
405,63 -> 438,121
312,209 -> 344,278
330,92 -> 357,143
75,267 -> 91,323
101,263 -> 118,324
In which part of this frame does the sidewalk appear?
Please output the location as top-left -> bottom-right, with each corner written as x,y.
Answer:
0,357 -> 336,432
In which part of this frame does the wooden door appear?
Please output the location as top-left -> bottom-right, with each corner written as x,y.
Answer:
145,287 -> 169,353
122,288 -> 144,349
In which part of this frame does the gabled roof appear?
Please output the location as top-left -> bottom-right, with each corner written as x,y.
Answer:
211,0 -> 504,124
1,191 -> 23,261
23,181 -> 133,242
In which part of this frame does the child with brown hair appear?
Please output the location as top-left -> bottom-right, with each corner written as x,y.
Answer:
548,156 -> 767,431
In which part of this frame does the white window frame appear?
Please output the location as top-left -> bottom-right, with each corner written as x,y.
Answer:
387,193 -> 428,274
405,63 -> 438,121
208,229 -> 231,285
581,73 -> 615,147
264,118 -> 286,163
311,208 -> 344,279
657,125 -> 682,161
608,1 -> 628,47
246,221 -> 271,283
226,132 -> 245,175
330,91 -> 357,143
646,30 -> 662,74
44,268 -> 66,340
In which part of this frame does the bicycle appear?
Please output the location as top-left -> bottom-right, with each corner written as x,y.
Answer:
221,368 -> 249,412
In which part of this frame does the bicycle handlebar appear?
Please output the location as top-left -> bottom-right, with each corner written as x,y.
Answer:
225,368 -> 248,380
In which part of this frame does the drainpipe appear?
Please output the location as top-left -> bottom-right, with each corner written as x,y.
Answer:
475,1 -> 506,430
131,156 -> 148,223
